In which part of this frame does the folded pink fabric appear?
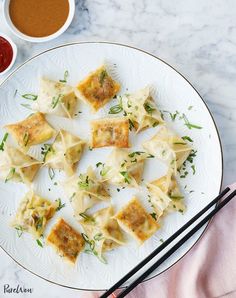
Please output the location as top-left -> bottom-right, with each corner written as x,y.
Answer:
80,184 -> 236,298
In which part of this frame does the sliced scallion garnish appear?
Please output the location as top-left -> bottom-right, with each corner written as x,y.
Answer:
23,131 -> 29,146
22,94 -> 38,101
48,167 -> 55,180
5,167 -> 15,183
59,70 -> 69,83
0,133 -> 8,151
55,198 -> 65,211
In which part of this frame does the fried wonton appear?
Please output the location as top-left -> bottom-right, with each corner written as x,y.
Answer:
147,170 -> 186,218
91,117 -> 129,148
47,218 -> 85,264
76,66 -> 120,111
33,78 -> 78,118
44,129 -> 85,176
12,190 -> 58,238
80,207 -> 125,262
0,144 -> 40,184
122,86 -> 164,132
143,126 -> 192,173
63,167 -> 110,218
114,197 -> 159,244
5,112 -> 55,152
100,148 -> 153,187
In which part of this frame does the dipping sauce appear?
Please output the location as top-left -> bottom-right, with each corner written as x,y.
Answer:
9,0 -> 69,38
0,36 -> 13,73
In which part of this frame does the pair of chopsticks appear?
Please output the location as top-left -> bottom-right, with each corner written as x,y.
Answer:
101,186 -> 236,298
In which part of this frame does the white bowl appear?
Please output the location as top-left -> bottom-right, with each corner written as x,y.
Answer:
3,0 -> 75,43
0,32 -> 17,75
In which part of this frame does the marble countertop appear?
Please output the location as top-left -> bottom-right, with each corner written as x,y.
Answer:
0,0 -> 235,297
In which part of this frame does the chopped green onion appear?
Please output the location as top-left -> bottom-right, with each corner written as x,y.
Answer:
173,142 -> 186,145
160,111 -> 164,120
191,165 -> 196,175
182,136 -> 193,142
48,167 -> 55,180
20,103 -> 32,110
150,212 -> 157,220
120,171 -> 131,184
180,171 -> 189,178
15,226 -> 23,237
23,131 -> 29,146
69,192 -> 76,202
22,94 -> 38,101
144,103 -> 156,114
59,70 -> 69,83
109,104 -> 123,114
152,121 -> 159,127
182,113 -> 202,129
51,94 -> 62,109
82,233 -> 90,242
96,162 -> 103,168
82,233 -> 107,264
35,217 -> 44,231
36,239 -> 43,248
99,70 -> 107,85
127,99 -> 132,108
109,96 -> 123,114
0,133 -> 8,151
94,233 -> 103,241
162,110 -> 179,121
56,198 -> 65,211
128,119 -> 135,131
100,166 -> 110,177
187,150 -> 197,163
41,144 -> 53,162
170,195 -> 184,200
5,167 -> 15,183
80,212 -> 95,222
128,151 -> 145,158
78,175 -> 90,190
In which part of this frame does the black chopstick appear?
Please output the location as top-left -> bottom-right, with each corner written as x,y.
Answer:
101,187 -> 231,298
116,188 -> 236,298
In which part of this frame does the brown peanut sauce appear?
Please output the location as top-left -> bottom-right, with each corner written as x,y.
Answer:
9,0 -> 69,38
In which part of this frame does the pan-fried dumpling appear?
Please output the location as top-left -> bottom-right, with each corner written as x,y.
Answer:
114,197 -> 159,244
47,218 -> 85,264
44,129 -> 85,176
147,170 -> 186,218
33,78 -> 78,118
91,117 -> 129,148
100,148 -> 152,187
63,167 -> 110,218
5,112 -> 55,152
76,65 -> 120,111
11,190 -> 58,238
0,144 -> 41,184
122,86 -> 164,132
143,126 -> 192,173
80,207 -> 125,262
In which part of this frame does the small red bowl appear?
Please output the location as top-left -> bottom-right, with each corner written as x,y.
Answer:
0,33 -> 17,75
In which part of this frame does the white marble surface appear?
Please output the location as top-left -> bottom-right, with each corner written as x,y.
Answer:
0,0 -> 235,297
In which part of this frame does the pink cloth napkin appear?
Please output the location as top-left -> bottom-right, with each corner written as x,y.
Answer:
80,184 -> 236,298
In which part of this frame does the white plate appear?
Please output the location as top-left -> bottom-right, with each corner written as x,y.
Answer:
0,42 -> 223,291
